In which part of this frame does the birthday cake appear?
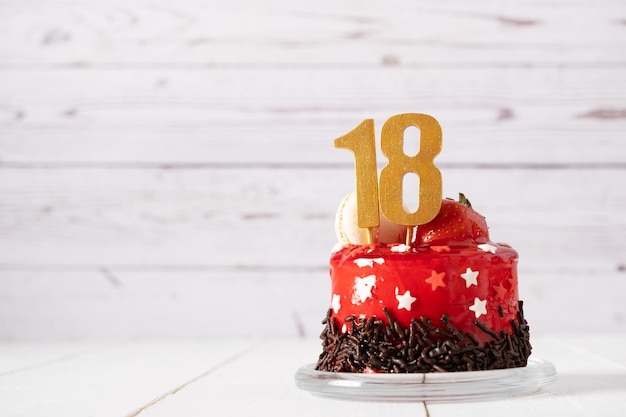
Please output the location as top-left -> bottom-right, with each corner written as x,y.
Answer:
315,192 -> 532,373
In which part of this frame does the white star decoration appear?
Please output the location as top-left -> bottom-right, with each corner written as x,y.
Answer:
478,243 -> 497,254
395,287 -> 417,311
391,244 -> 411,253
460,267 -> 479,288
469,297 -> 487,318
331,294 -> 341,314
353,258 -> 385,268
352,275 -> 376,304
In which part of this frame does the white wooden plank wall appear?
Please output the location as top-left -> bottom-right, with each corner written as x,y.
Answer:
1,0 -> 625,341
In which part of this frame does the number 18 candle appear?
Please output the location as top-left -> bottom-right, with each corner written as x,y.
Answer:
334,113 -> 443,244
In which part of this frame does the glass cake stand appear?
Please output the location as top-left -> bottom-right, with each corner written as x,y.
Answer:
295,357 -> 556,402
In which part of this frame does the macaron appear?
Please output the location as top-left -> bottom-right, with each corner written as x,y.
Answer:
335,192 -> 406,245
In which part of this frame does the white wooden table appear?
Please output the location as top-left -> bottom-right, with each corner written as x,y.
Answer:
1,335 -> 625,416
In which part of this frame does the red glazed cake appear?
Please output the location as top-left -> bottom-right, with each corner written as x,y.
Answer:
316,194 -> 531,373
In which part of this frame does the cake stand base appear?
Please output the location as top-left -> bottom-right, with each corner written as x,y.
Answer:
295,357 -> 556,402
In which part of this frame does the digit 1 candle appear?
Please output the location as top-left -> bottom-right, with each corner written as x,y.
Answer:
334,114 -> 443,246
334,119 -> 380,244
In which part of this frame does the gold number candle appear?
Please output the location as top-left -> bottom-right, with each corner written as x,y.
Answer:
334,119 -> 380,231
335,114 -> 443,245
379,113 -> 443,226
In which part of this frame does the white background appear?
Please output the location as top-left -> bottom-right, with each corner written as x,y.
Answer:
1,0 -> 625,341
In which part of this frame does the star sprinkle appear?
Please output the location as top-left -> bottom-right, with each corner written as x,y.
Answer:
331,294 -> 341,314
460,267 -> 479,288
494,283 -> 508,300
391,244 -> 411,253
469,297 -> 487,318
425,270 -> 446,291
478,243 -> 497,254
353,258 -> 385,268
352,275 -> 376,304
395,287 -> 417,311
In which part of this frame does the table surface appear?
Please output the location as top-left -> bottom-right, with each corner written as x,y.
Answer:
1,335 -> 625,417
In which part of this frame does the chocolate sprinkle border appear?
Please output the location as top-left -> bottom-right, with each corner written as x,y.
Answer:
316,301 -> 532,373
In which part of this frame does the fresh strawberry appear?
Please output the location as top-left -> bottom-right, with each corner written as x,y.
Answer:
415,193 -> 489,246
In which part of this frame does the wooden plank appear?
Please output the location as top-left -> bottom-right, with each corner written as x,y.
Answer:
0,168 -> 624,269
0,341 -> 254,417
1,68 -> 625,164
2,121 -> 625,166
1,0 -> 624,66
519,272 -> 626,336
0,338 -> 623,417
1,268 -> 625,341
136,339 -> 428,417
0,269 -> 330,340
566,335 -> 626,367
0,344 -> 100,375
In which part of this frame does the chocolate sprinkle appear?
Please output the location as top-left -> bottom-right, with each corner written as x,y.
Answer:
316,301 -> 532,373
